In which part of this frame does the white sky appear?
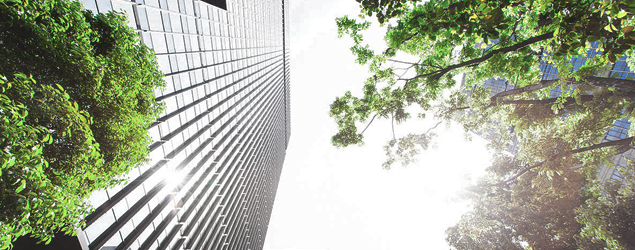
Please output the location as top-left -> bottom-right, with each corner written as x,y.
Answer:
263,1 -> 491,250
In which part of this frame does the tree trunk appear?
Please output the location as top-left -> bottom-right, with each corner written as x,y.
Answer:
451,95 -> 595,112
583,76 -> 635,92
490,77 -> 635,102
500,136 -> 634,185
428,32 -> 555,80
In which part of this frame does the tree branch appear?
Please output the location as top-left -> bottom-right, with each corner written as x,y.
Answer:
391,112 -> 396,140
490,79 -> 558,102
387,59 -> 420,65
425,120 -> 443,134
500,136 -> 634,185
360,113 -> 378,135
451,95 -> 596,113
406,32 -> 555,82
490,77 -> 635,103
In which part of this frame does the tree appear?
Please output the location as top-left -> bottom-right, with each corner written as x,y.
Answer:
331,0 -> 635,150
0,0 -> 164,248
332,0 -> 635,248
446,153 -> 635,250
446,152 -> 591,249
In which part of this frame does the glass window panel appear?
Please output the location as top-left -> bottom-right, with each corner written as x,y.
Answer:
137,7 -> 150,31
151,33 -> 167,53
183,35 -> 192,52
170,13 -> 183,33
158,0 -> 168,9
84,212 -> 116,242
169,54 -> 179,72
146,8 -> 164,31
112,199 -> 130,219
177,54 -> 188,71
95,0 -> 112,12
167,0 -> 179,11
88,189 -> 110,208
101,232 -> 123,249
161,11 -> 172,32
173,34 -> 185,53
156,54 -> 171,74
145,0 -> 159,7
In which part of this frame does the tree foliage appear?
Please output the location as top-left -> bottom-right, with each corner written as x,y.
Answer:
332,0 -> 635,249
331,0 -> 635,150
0,0 -> 164,248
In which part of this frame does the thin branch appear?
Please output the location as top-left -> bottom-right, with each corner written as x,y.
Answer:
391,112 -> 396,140
360,113 -> 378,135
425,121 -> 443,134
393,67 -> 416,70
387,59 -> 420,65
396,59 -> 420,80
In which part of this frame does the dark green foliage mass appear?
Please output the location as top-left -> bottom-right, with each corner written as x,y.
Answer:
0,0 -> 164,248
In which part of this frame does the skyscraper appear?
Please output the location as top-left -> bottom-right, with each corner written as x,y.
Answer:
38,0 -> 291,249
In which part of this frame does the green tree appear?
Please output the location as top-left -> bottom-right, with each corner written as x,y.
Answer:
447,152 -> 635,249
0,0 -> 164,248
331,0 -> 635,150
332,0 -> 635,248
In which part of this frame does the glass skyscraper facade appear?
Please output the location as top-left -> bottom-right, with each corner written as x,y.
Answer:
67,0 -> 291,249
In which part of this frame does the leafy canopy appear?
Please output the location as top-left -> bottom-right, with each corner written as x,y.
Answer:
0,0 -> 164,248
331,0 -> 635,150
332,0 -> 635,249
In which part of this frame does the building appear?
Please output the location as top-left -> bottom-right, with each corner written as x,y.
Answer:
17,0 -> 290,249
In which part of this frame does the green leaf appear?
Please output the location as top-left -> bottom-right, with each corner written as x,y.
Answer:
16,180 -> 26,193
608,53 -> 617,63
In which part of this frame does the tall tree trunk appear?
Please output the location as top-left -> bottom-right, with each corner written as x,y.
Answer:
451,95 -> 596,112
490,77 -> 635,102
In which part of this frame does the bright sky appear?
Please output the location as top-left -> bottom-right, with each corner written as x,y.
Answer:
263,1 -> 492,250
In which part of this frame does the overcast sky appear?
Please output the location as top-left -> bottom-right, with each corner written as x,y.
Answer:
263,1 -> 491,250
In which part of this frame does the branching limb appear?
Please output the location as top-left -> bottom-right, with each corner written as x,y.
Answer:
387,59 -> 420,65
405,32 -> 555,81
425,120 -> 443,134
360,113 -> 378,135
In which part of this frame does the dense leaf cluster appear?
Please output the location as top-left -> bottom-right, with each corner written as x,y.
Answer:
0,0 -> 164,248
